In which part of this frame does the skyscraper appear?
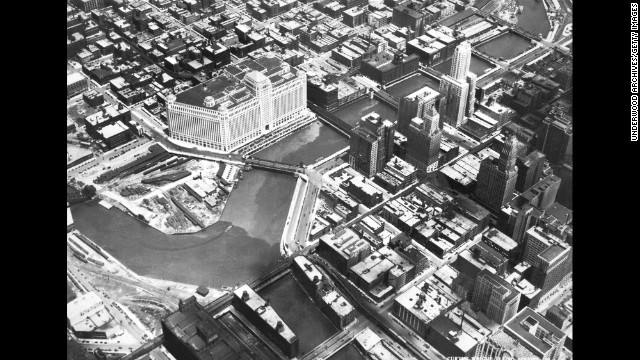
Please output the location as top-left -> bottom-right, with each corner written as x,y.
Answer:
397,86 -> 441,135
349,112 -> 396,178
515,150 -> 546,192
450,42 -> 472,81
439,41 -> 477,127
472,269 -> 521,325
405,107 -> 442,172
523,227 -> 572,301
475,135 -> 521,213
439,76 -> 469,128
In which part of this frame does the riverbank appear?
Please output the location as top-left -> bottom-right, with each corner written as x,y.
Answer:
71,144 -> 244,235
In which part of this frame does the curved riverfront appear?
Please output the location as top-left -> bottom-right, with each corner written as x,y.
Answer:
72,169 -> 296,289
71,119 -> 350,290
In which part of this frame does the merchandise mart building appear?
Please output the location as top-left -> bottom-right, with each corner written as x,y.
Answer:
167,54 -> 313,153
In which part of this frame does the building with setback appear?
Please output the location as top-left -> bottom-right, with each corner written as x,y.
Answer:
523,227 -> 572,301
515,150 -> 546,192
398,86 -> 440,135
504,307 -> 567,360
349,112 -> 395,178
475,327 -> 538,359
471,269 -> 520,325
536,108 -> 573,164
439,42 -> 477,128
167,54 -> 311,153
474,135 -> 521,213
232,285 -> 299,357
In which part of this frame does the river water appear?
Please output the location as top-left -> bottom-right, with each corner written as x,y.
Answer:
259,274 -> 337,355
71,170 -> 295,289
328,343 -> 367,360
254,120 -> 348,165
517,0 -> 551,38
70,121 -> 349,289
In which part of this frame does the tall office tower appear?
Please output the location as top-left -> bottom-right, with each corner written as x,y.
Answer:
450,41 -> 472,81
515,151 -> 546,192
475,135 -> 521,213
349,112 -> 396,178
439,76 -> 469,128
167,55 -> 309,153
397,86 -> 440,134
405,108 -> 442,172
472,270 -> 521,325
536,106 -> 573,164
523,227 -> 572,300
465,73 -> 477,117
439,41 -> 477,127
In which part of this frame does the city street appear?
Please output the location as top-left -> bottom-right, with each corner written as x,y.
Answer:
67,264 -> 171,360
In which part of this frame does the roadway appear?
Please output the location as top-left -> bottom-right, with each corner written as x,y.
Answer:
130,107 -> 245,164
306,231 -> 483,360
67,264 -> 171,360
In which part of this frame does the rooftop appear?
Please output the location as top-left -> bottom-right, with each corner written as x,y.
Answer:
395,284 -> 452,324
486,328 -> 537,359
483,228 -> 518,252
320,229 -> 370,259
233,285 -> 297,342
98,121 -> 130,139
505,307 -> 566,356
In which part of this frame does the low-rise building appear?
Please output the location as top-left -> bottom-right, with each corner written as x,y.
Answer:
504,307 -> 566,360
232,285 -> 299,357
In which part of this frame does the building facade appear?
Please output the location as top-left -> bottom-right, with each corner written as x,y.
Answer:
475,135 -> 521,213
168,55 -> 311,153
439,42 -> 477,128
349,112 -> 396,178
471,270 -> 520,325
405,108 -> 443,172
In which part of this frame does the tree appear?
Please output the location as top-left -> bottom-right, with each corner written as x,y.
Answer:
82,185 -> 96,198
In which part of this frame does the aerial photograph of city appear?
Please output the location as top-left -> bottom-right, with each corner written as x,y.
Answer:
66,0 -> 573,359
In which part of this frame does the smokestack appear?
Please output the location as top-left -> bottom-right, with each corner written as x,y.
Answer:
276,321 -> 284,333
242,290 -> 249,301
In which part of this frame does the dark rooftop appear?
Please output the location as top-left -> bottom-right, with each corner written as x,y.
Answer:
164,300 -> 242,360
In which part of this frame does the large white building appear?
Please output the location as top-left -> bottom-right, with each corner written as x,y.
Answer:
440,42 -> 477,128
167,54 -> 312,153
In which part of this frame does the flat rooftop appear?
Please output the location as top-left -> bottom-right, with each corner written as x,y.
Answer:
174,55 -> 295,109
505,307 -> 566,356
322,290 -> 354,318
483,228 -> 518,252
294,256 -> 324,284
233,285 -> 297,343
320,228 -> 370,259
